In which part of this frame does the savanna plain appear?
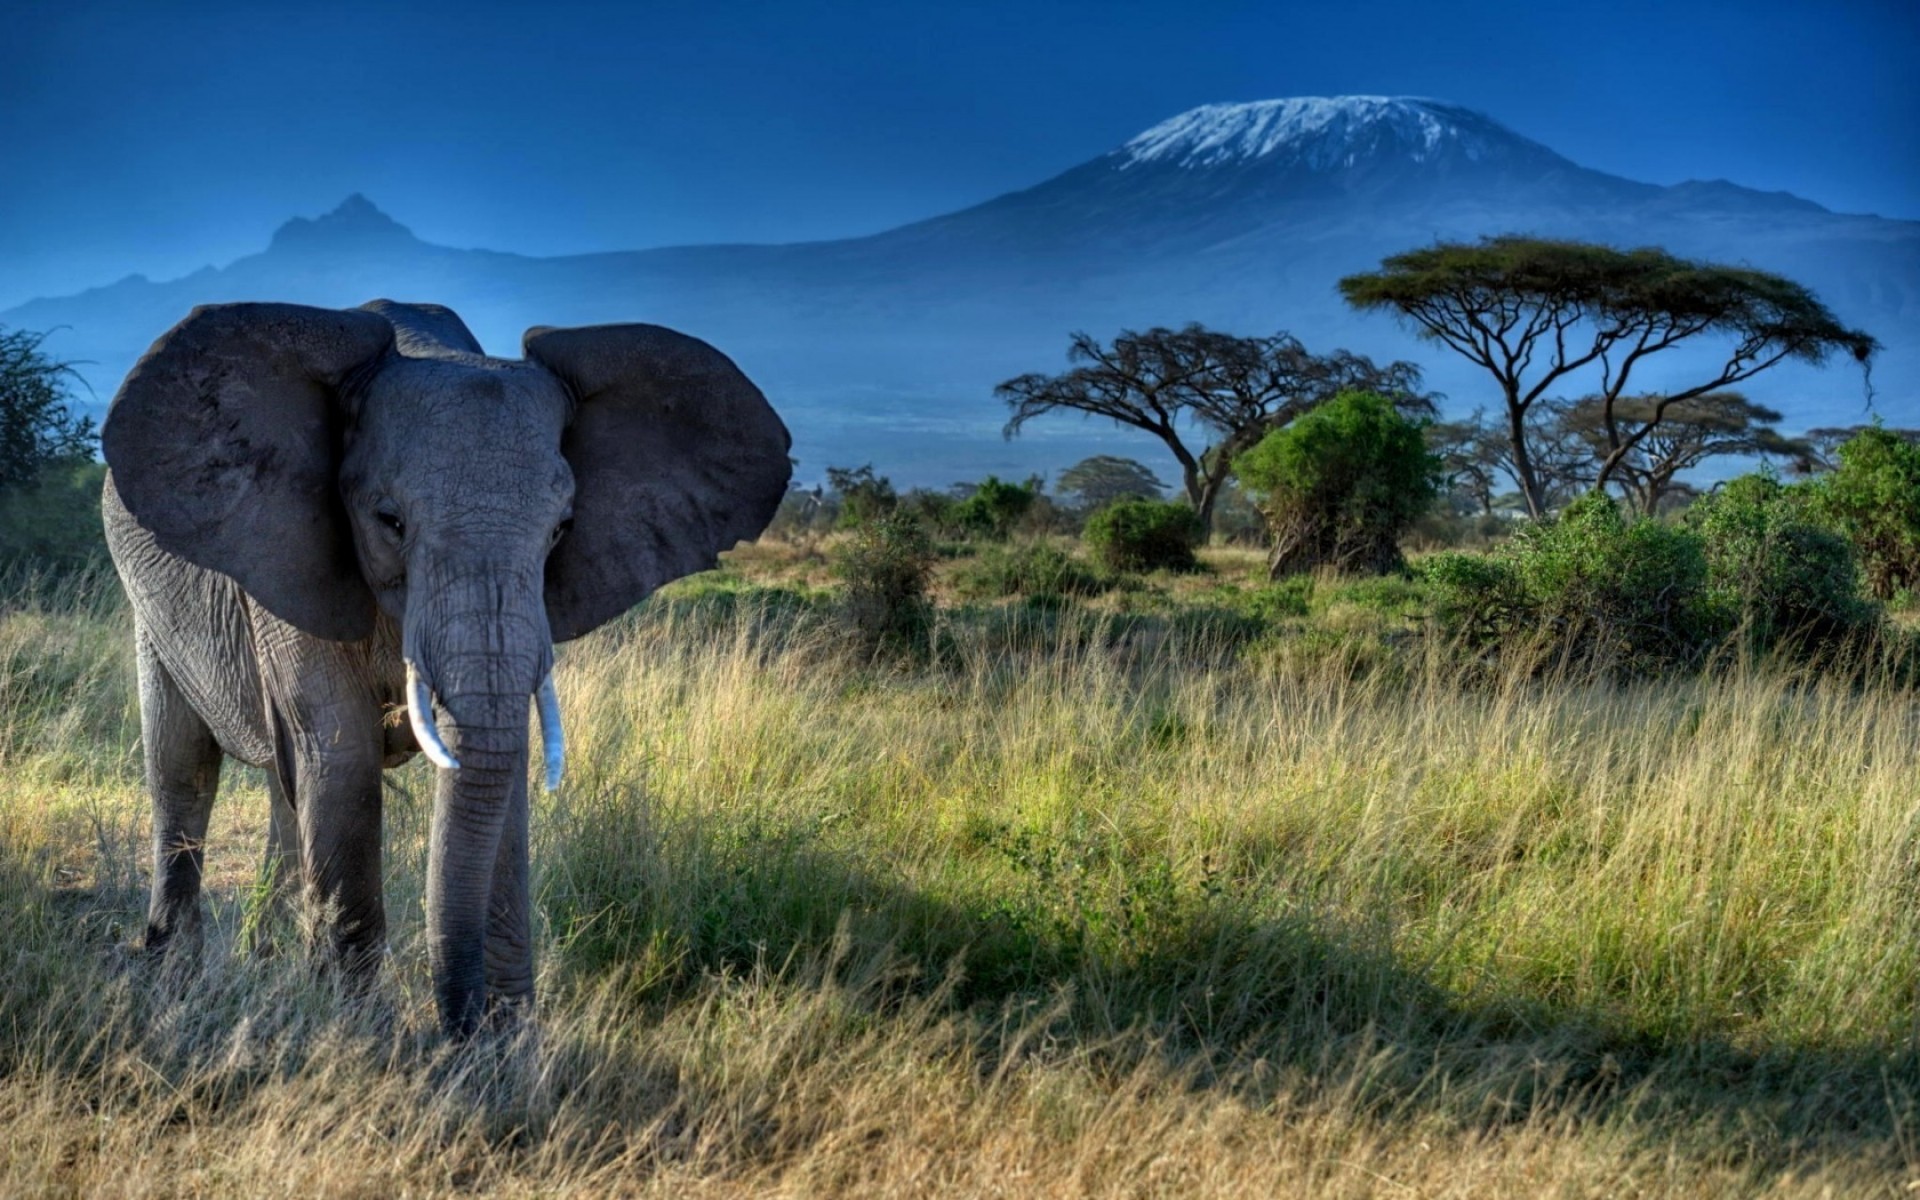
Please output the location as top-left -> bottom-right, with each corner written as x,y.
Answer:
1,542 -> 1916,1198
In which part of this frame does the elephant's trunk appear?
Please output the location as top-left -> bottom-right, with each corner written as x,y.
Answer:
407,568 -> 554,1037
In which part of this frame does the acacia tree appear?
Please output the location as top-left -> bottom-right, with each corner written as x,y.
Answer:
1563,391 -> 1808,514
1,327 -> 94,493
998,325 -> 1429,536
1055,455 -> 1168,511
1339,237 -> 1877,518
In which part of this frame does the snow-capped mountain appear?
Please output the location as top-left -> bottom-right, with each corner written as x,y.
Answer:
1117,97 -> 1559,172
8,97 -> 1915,484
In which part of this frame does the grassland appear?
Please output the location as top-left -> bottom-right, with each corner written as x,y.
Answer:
0,545 -> 1915,1197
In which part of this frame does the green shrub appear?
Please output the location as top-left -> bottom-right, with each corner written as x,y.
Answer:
1505,493 -> 1713,669
831,513 -> 936,655
950,541 -> 1107,601
1418,552 -> 1530,646
1084,500 -> 1201,573
1232,390 -> 1441,578
1685,474 -> 1877,650
949,475 -> 1038,541
1422,494 -> 1712,672
0,460 -> 107,573
1239,577 -> 1315,621
1806,425 -> 1920,600
898,487 -> 959,532
1320,574 -> 1428,620
826,464 -> 898,528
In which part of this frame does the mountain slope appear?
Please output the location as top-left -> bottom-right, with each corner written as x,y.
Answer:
9,98 -> 1914,484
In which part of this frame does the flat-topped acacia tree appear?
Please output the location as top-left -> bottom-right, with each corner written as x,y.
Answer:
1339,237 -> 1877,519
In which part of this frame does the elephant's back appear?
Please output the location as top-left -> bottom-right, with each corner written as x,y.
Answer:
103,473 -> 273,765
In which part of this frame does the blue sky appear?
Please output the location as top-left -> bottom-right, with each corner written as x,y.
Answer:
3,0 -> 1915,310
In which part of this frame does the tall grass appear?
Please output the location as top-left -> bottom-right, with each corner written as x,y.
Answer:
0,574 -> 1914,1196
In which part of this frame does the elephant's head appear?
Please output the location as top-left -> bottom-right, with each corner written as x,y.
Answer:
103,300 -> 790,1032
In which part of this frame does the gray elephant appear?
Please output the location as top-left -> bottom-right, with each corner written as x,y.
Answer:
101,299 -> 790,1036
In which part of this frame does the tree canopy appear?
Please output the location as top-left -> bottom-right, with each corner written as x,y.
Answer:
1,327 -> 95,494
1340,236 -> 1877,518
1055,455 -> 1168,511
998,325 -> 1430,536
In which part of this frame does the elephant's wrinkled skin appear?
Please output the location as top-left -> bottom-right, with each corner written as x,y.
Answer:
101,300 -> 790,1036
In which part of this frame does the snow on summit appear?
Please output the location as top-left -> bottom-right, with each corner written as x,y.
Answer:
1118,96 -> 1546,171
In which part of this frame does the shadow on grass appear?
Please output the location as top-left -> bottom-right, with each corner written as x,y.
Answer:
545,808 -> 1919,1179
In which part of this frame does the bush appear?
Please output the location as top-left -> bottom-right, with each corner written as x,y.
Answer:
1807,425 -> 1920,600
1423,494 -> 1712,672
1418,552 -> 1530,647
0,460 -> 107,572
948,476 -> 1038,541
831,513 -> 936,655
950,541 -> 1107,601
898,487 -> 959,532
1688,474 -> 1878,649
826,464 -> 898,528
1233,390 -> 1441,578
1084,500 -> 1201,573
1506,493 -> 1713,669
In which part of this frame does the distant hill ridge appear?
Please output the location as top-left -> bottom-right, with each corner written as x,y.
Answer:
9,96 -> 1914,484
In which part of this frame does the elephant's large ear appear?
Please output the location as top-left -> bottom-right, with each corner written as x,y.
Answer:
524,323 -> 792,642
102,303 -> 395,641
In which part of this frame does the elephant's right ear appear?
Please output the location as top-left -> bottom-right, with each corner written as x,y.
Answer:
103,303 -> 395,641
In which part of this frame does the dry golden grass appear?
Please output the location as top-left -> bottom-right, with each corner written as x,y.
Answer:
1,562 -> 1915,1197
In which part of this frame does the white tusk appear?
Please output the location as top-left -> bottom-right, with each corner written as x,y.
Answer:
406,659 -> 460,771
535,672 -> 565,791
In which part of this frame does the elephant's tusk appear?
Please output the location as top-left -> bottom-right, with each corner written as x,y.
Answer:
406,660 -> 461,771
535,672 -> 565,791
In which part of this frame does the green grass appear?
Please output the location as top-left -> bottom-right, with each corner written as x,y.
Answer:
0,548 -> 1916,1196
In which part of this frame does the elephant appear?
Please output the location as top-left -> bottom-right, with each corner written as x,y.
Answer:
100,299 -> 791,1036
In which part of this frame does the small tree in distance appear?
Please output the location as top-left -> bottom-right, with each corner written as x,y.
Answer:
1055,455 -> 1167,512
1233,391 -> 1441,579
1340,236 -> 1876,519
998,325 -> 1431,537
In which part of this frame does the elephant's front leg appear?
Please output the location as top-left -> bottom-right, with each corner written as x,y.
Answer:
137,626 -> 224,955
260,635 -> 390,981
291,736 -> 387,978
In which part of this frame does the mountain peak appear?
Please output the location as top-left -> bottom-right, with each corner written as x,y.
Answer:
1116,96 -> 1561,172
269,194 -> 417,252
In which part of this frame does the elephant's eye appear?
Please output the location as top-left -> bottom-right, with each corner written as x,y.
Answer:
375,506 -> 406,542
550,517 -> 574,547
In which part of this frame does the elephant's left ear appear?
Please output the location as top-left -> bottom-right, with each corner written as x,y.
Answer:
525,323 -> 792,642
